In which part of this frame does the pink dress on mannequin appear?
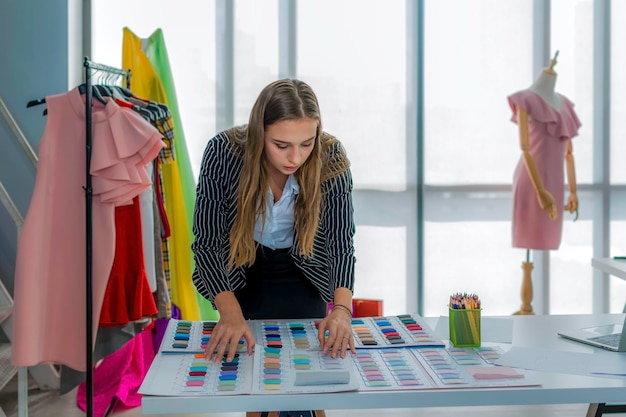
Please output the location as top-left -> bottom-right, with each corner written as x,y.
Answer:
508,90 -> 581,250
11,87 -> 164,371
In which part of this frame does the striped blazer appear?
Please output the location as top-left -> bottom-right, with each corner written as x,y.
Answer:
191,129 -> 356,306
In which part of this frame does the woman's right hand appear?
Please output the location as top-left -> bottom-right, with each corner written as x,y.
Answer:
205,294 -> 256,363
536,189 -> 557,220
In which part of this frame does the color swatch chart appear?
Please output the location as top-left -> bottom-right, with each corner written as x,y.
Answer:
412,347 -> 539,388
162,316 -> 444,354
250,347 -> 359,394
350,315 -> 445,349
140,351 -> 254,396
473,346 -> 503,364
161,320 -> 245,354
257,320 -> 321,351
140,319 -> 541,397
352,348 -> 434,391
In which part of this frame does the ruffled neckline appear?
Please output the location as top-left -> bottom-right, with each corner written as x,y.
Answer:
64,86 -> 165,205
508,89 -> 581,140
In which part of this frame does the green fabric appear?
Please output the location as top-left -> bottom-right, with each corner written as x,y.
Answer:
143,28 -> 219,321
143,29 -> 196,228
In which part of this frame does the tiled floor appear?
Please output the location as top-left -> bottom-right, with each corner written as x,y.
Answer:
0,374 -> 614,417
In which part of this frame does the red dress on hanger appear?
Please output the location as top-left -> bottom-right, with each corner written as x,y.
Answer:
99,196 -> 158,327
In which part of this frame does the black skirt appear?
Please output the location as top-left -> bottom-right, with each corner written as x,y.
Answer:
234,245 -> 327,320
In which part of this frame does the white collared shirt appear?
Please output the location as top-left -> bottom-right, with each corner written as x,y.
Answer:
254,174 -> 299,249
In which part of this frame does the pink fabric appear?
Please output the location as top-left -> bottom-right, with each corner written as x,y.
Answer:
92,107 -> 164,205
76,328 -> 156,417
508,90 -> 581,250
12,87 -> 164,371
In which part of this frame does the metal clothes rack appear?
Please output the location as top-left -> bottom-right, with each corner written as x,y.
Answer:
83,57 -> 130,417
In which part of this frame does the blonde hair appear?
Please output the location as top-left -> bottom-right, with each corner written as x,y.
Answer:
226,79 -> 348,269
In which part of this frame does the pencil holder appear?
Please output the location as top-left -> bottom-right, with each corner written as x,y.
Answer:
449,308 -> 481,347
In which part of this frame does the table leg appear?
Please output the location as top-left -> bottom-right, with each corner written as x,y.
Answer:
587,403 -> 626,417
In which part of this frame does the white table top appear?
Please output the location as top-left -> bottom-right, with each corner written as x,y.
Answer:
141,313 -> 626,414
592,257 -> 626,281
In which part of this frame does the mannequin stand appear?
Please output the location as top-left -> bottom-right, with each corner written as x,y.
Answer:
514,251 -> 535,315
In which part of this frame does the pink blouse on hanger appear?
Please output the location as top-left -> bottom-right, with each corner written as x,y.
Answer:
11,86 -> 164,371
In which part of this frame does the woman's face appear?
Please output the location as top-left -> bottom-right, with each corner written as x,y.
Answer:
263,118 -> 317,178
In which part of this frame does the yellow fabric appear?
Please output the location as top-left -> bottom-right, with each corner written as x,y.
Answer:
142,28 -> 219,320
122,27 -> 200,320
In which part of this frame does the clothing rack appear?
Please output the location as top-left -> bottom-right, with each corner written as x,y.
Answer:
82,57 -> 131,417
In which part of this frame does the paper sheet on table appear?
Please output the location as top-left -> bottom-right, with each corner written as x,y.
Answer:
435,316 -> 514,344
495,347 -> 626,378
589,351 -> 626,376
495,347 -> 593,376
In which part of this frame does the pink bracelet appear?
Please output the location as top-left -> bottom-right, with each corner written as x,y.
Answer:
332,303 -> 353,318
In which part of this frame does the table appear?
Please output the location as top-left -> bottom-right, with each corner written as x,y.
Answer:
141,314 -> 626,415
592,257 -> 626,313
592,257 -> 626,281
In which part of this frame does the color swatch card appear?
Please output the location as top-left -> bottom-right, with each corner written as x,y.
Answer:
352,348 -> 435,391
411,347 -> 539,389
256,320 -> 321,351
473,346 -> 504,364
140,352 -> 254,396
248,315 -> 444,351
350,315 -> 445,349
160,320 -> 245,354
251,347 -> 359,394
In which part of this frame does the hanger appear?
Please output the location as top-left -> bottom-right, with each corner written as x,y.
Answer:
26,98 -> 46,108
78,84 -> 108,106
28,85 -> 109,116
112,86 -> 152,110
95,84 -> 112,98
115,86 -> 136,99
26,97 -> 50,115
26,96 -> 50,115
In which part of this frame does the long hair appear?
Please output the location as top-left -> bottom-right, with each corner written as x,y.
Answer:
227,79 -> 325,269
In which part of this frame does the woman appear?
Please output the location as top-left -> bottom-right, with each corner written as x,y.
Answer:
192,79 -> 356,367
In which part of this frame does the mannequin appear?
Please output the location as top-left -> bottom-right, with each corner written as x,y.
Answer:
508,51 -> 581,315
528,54 -> 562,109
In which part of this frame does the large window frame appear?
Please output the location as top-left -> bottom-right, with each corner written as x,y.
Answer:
87,0 -> 623,316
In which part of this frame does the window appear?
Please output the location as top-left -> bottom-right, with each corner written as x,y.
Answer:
92,0 -> 626,317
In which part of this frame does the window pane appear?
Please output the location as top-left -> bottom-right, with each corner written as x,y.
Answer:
354,226 -> 407,315
92,0 -> 216,178
297,0 -> 407,191
423,190 -> 596,316
551,0 -> 593,184
424,0 -> 533,184
550,220 -> 593,314
610,192 -> 626,313
610,0 -> 626,184
234,0 -> 279,125
297,0 -> 409,317
423,217 -> 523,317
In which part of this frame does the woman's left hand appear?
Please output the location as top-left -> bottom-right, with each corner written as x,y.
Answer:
317,308 -> 355,358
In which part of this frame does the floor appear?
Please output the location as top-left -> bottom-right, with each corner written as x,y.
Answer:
1,374 -> 622,417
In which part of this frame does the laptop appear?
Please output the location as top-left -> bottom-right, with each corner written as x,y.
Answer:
557,315 -> 626,352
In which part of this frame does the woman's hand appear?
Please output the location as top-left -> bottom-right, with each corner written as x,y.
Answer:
317,307 -> 355,359
204,308 -> 255,364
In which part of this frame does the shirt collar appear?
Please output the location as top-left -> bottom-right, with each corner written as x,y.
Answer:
283,174 -> 300,197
